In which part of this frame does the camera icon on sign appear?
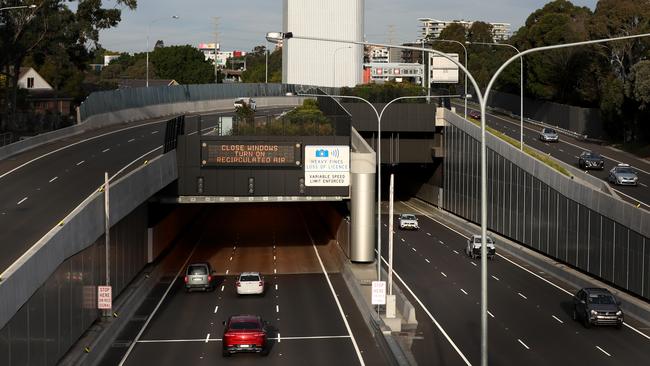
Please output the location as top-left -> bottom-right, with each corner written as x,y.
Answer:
315,149 -> 329,158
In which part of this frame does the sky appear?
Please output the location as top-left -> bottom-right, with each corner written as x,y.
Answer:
97,0 -> 599,53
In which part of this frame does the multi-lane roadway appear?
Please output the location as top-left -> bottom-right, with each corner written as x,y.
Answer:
380,200 -> 650,365
454,102 -> 650,209
101,204 -> 387,366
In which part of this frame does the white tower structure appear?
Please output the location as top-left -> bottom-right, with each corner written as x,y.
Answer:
282,0 -> 364,88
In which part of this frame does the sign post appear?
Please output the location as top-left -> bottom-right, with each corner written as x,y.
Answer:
97,285 -> 112,311
386,174 -> 396,318
371,280 -> 386,316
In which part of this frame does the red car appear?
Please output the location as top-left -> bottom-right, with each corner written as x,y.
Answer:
469,110 -> 481,119
222,315 -> 269,357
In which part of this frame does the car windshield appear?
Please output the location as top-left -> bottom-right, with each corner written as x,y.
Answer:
584,152 -> 601,159
615,167 -> 635,174
473,237 -> 493,244
588,294 -> 616,305
543,128 -> 556,134
188,265 -> 207,275
241,275 -> 260,282
401,215 -> 416,220
230,321 -> 260,330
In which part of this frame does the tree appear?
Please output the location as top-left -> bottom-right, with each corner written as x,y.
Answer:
241,46 -> 282,83
154,40 -> 165,49
149,45 -> 214,84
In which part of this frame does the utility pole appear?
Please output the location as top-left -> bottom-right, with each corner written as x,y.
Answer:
213,16 -> 220,83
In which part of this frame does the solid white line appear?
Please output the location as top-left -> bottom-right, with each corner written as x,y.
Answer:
518,339 -> 530,350
276,305 -> 279,313
460,289 -> 468,295
378,255 -> 471,365
406,200 -> 650,342
48,176 -> 58,183
471,262 -> 477,267
596,346 -> 612,357
205,333 -> 210,343
127,138 -> 135,143
302,214 -> 365,366
491,275 -> 500,281
118,236 -> 202,366
518,292 -> 528,300
214,306 -> 219,314
76,160 -> 84,166
640,183 -> 648,188
441,272 -> 447,278
487,310 -> 495,318
612,188 -> 650,209
425,259 -> 430,263
0,119 -> 168,181
412,247 -> 417,252
552,315 -> 564,324
17,197 -> 28,205
102,148 -> 110,153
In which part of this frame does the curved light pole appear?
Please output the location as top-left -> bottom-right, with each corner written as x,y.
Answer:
430,39 -> 468,120
332,46 -> 351,87
147,15 -> 179,88
469,41 -> 524,150
0,4 -> 36,12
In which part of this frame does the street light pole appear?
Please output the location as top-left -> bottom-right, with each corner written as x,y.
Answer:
430,39 -> 468,120
147,16 -> 179,88
0,4 -> 36,12
469,41 -> 524,150
265,41 -> 269,83
332,46 -> 351,87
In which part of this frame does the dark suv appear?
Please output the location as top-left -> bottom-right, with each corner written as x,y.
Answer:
572,288 -> 623,328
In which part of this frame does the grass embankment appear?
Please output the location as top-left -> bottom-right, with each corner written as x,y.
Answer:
467,117 -> 572,177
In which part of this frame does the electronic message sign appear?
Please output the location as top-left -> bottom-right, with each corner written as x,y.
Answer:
201,142 -> 302,167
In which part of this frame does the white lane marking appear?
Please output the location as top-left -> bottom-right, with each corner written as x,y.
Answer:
118,236 -> 201,365
278,332 -> 281,343
453,250 -> 459,255
76,160 -> 85,166
303,214 -> 366,366
151,131 -> 159,134
276,305 -> 279,313
102,148 -> 110,153
596,346 -> 611,357
229,256 -> 232,261
439,240 -> 444,245
127,138 -> 135,143
640,183 -> 648,188
136,335 -> 353,343
401,238 -> 405,242
552,315 -> 564,324
574,155 -> 579,159
274,268 -> 277,274
378,254 -> 471,366
425,258 -> 430,263
487,310 -> 495,318
225,269 -> 229,275
49,176 -> 58,183
518,292 -> 528,300
518,339 -> 530,350
427,232 -> 431,236
406,199 -> 650,342
412,247 -> 417,252
275,284 -> 278,291
471,262 -> 477,267
384,224 -> 387,227
612,188 -> 650,209
220,285 -> 224,292
558,148 -> 564,152
0,119 -> 170,181
214,306 -> 219,314
491,275 -> 500,281
460,289 -> 468,295
17,197 -> 28,205
273,255 -> 276,261
441,272 -> 447,278
205,333 -> 210,343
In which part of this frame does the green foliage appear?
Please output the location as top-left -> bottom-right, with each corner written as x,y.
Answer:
150,45 -> 214,84
241,47 -> 282,83
340,82 -> 427,103
626,61 -> 650,110
234,100 -> 333,136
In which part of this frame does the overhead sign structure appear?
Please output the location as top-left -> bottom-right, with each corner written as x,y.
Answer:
371,281 -> 387,305
97,286 -> 112,310
304,145 -> 350,187
429,53 -> 459,84
201,142 -> 302,167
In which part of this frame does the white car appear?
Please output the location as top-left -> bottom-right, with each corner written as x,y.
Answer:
465,235 -> 496,260
236,272 -> 265,295
398,214 -> 419,230
234,97 -> 256,111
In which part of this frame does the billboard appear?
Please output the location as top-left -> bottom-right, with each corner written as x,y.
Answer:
304,145 -> 350,186
201,142 -> 302,167
429,53 -> 459,83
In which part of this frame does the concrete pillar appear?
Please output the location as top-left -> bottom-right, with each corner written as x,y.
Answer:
350,137 -> 376,262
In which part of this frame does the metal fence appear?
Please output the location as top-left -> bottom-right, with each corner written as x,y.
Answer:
79,83 -> 335,122
443,117 -> 650,301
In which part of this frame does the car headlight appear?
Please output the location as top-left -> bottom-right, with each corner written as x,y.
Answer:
616,310 -> 622,316
590,309 -> 598,316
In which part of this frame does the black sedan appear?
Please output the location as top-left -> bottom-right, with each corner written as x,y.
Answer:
578,151 -> 604,170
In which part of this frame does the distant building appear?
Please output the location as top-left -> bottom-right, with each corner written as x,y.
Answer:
417,18 -> 511,42
282,0 -> 364,87
17,67 -> 73,116
368,46 -> 389,63
198,43 -> 247,69
104,55 -> 120,66
17,67 -> 52,90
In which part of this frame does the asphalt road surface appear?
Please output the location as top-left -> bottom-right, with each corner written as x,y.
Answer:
0,107 -> 290,273
381,200 -> 650,366
106,204 -> 387,366
452,102 -> 650,209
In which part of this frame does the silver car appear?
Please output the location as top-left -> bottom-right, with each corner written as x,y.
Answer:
465,235 -> 496,259
184,262 -> 217,292
398,214 -> 419,230
608,164 -> 638,186
539,127 -> 559,142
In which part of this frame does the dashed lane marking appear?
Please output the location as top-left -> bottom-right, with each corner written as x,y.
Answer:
460,289 -> 468,295
412,247 -> 417,252
49,176 -> 58,183
220,286 -> 224,292
427,232 -> 431,236
127,138 -> 135,143
137,335 -> 353,343
276,305 -> 279,313
552,315 -> 564,324
441,272 -> 447,278
596,346 -> 611,357
214,306 -> 218,314
76,160 -> 85,166
275,284 -> 278,291
453,250 -> 459,255
471,262 -> 477,267
225,269 -> 229,275
518,292 -> 528,300
102,148 -> 110,153
491,275 -> 500,281
17,197 -> 28,205
518,339 -> 530,350
487,310 -> 495,318
425,259 -> 430,263
151,131 -> 159,134
401,238 -> 405,242
205,334 -> 210,343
